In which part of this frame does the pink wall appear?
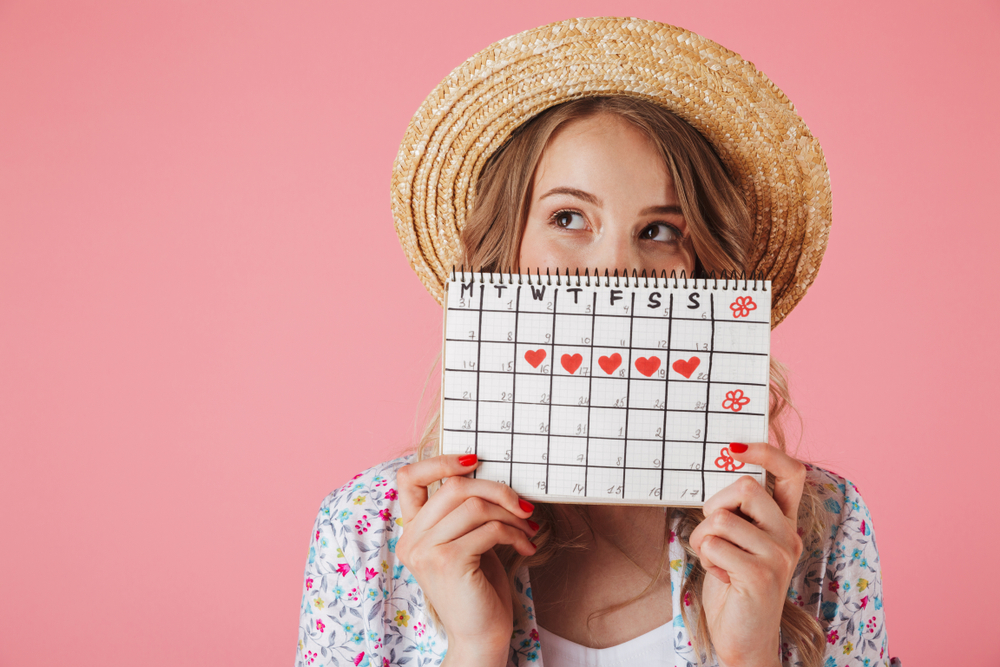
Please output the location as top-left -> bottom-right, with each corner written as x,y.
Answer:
1,1 -> 996,664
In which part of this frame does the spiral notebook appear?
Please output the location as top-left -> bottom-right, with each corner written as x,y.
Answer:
440,270 -> 770,506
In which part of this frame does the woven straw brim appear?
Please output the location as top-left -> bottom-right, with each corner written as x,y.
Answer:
390,16 -> 831,328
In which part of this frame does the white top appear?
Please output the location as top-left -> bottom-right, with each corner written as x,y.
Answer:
537,622 -> 677,667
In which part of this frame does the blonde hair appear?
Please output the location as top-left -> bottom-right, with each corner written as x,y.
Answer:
414,96 -> 827,667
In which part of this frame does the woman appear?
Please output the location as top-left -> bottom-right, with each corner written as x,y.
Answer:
297,18 -> 892,667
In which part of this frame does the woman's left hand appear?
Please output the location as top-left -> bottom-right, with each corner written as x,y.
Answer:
689,442 -> 806,667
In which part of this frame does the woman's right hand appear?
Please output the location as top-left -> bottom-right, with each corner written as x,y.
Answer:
396,454 -> 538,667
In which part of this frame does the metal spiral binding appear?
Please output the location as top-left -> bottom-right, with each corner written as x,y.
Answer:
448,266 -> 768,290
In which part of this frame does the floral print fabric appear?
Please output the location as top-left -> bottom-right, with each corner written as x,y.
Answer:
296,455 -> 893,667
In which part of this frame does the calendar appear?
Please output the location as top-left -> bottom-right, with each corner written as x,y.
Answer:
440,271 -> 770,506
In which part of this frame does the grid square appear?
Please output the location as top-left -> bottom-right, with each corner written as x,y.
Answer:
624,439 -> 663,469
624,468 -> 664,502
443,370 -> 478,401
586,465 -> 626,499
666,380 -> 708,411
517,313 -> 554,345
513,403 -> 551,438
551,376 -> 591,408
477,432 -> 512,463
671,319 -> 713,353
586,438 -> 626,468
628,378 -> 668,410
663,410 -> 707,442
445,309 -> 481,342
480,341 -> 516,375
510,434 -> 548,464
441,429 -> 476,457
481,311 -> 517,344
475,460 -> 511,486
477,401 -> 513,435
593,316 -> 632,348
630,317 -> 671,351
626,409 -> 665,441
547,464 -> 587,498
550,405 -> 590,437
591,378 -> 629,408
514,374 -> 551,406
478,372 -> 514,404
588,407 -> 627,439
442,399 -> 477,432
511,463 -> 549,496
548,435 -> 588,466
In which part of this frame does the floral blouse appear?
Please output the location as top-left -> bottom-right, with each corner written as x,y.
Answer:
296,455 -> 895,667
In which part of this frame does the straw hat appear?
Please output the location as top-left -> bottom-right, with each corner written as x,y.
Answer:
390,16 -> 831,328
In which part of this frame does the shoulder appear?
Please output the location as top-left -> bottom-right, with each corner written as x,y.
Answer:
803,464 -> 876,542
313,453 -> 415,559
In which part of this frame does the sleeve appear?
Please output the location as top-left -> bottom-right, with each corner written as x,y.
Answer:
795,470 -> 892,667
296,477 -> 382,667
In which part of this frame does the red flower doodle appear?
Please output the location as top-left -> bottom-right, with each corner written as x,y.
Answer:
714,447 -> 745,472
722,389 -> 750,412
730,295 -> 757,318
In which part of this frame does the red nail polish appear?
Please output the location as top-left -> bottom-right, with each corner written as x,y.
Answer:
519,499 -> 535,513
527,519 -> 540,531
458,454 -> 478,466
729,442 -> 748,453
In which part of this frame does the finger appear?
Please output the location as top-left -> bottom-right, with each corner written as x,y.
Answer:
452,519 -> 538,558
728,442 -> 807,523
703,474 -> 791,538
407,475 -> 534,534
426,496 -> 539,546
397,454 -> 480,524
699,534 -> 754,584
690,508 -> 780,560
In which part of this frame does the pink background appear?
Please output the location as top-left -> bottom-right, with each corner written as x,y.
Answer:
1,1 -> 996,664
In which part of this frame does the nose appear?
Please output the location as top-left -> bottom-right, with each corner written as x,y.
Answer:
589,225 -> 642,274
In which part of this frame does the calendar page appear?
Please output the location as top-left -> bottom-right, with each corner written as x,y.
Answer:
440,272 -> 770,506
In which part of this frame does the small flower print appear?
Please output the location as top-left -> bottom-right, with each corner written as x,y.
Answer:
337,510 -> 352,522
826,629 -> 839,644
353,652 -> 368,667
395,610 -> 410,627
316,619 -> 326,633
828,580 -> 839,592
366,589 -> 378,601
305,577 -> 313,590
373,475 -> 386,487
527,650 -> 538,661
730,295 -> 757,318
722,389 -> 750,412
305,649 -> 317,665
350,632 -> 364,644
355,517 -> 371,535
337,563 -> 351,576
315,530 -> 320,541
865,616 -> 878,634
860,595 -> 869,609
843,641 -> 853,654
352,495 -> 366,506
332,585 -> 344,598
857,578 -> 869,591
714,446 -> 745,471
415,622 -> 427,637
529,628 -> 538,641
385,489 -> 398,501
379,508 -> 393,522
365,567 -> 378,581
313,597 -> 325,610
344,624 -> 354,633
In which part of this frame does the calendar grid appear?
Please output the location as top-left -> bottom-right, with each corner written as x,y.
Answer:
441,275 -> 770,507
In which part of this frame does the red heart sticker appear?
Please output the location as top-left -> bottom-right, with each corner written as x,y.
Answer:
634,356 -> 661,377
524,349 -> 546,368
671,356 -> 701,379
561,353 -> 583,374
598,353 -> 622,374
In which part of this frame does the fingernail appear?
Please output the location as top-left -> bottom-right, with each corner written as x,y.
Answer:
527,519 -> 540,532
729,442 -> 748,453
519,499 -> 535,513
458,454 -> 478,466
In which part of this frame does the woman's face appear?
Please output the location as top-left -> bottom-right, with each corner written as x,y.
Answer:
518,113 -> 695,276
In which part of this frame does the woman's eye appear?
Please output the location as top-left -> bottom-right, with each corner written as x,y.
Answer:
640,223 -> 681,242
552,210 -> 586,230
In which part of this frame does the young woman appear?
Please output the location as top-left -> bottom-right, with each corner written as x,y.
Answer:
297,18 -> 893,667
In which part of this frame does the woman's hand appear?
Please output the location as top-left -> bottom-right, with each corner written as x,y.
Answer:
396,454 -> 538,667
689,442 -> 806,667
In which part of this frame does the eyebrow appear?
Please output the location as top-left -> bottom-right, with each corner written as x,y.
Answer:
538,187 -> 683,216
